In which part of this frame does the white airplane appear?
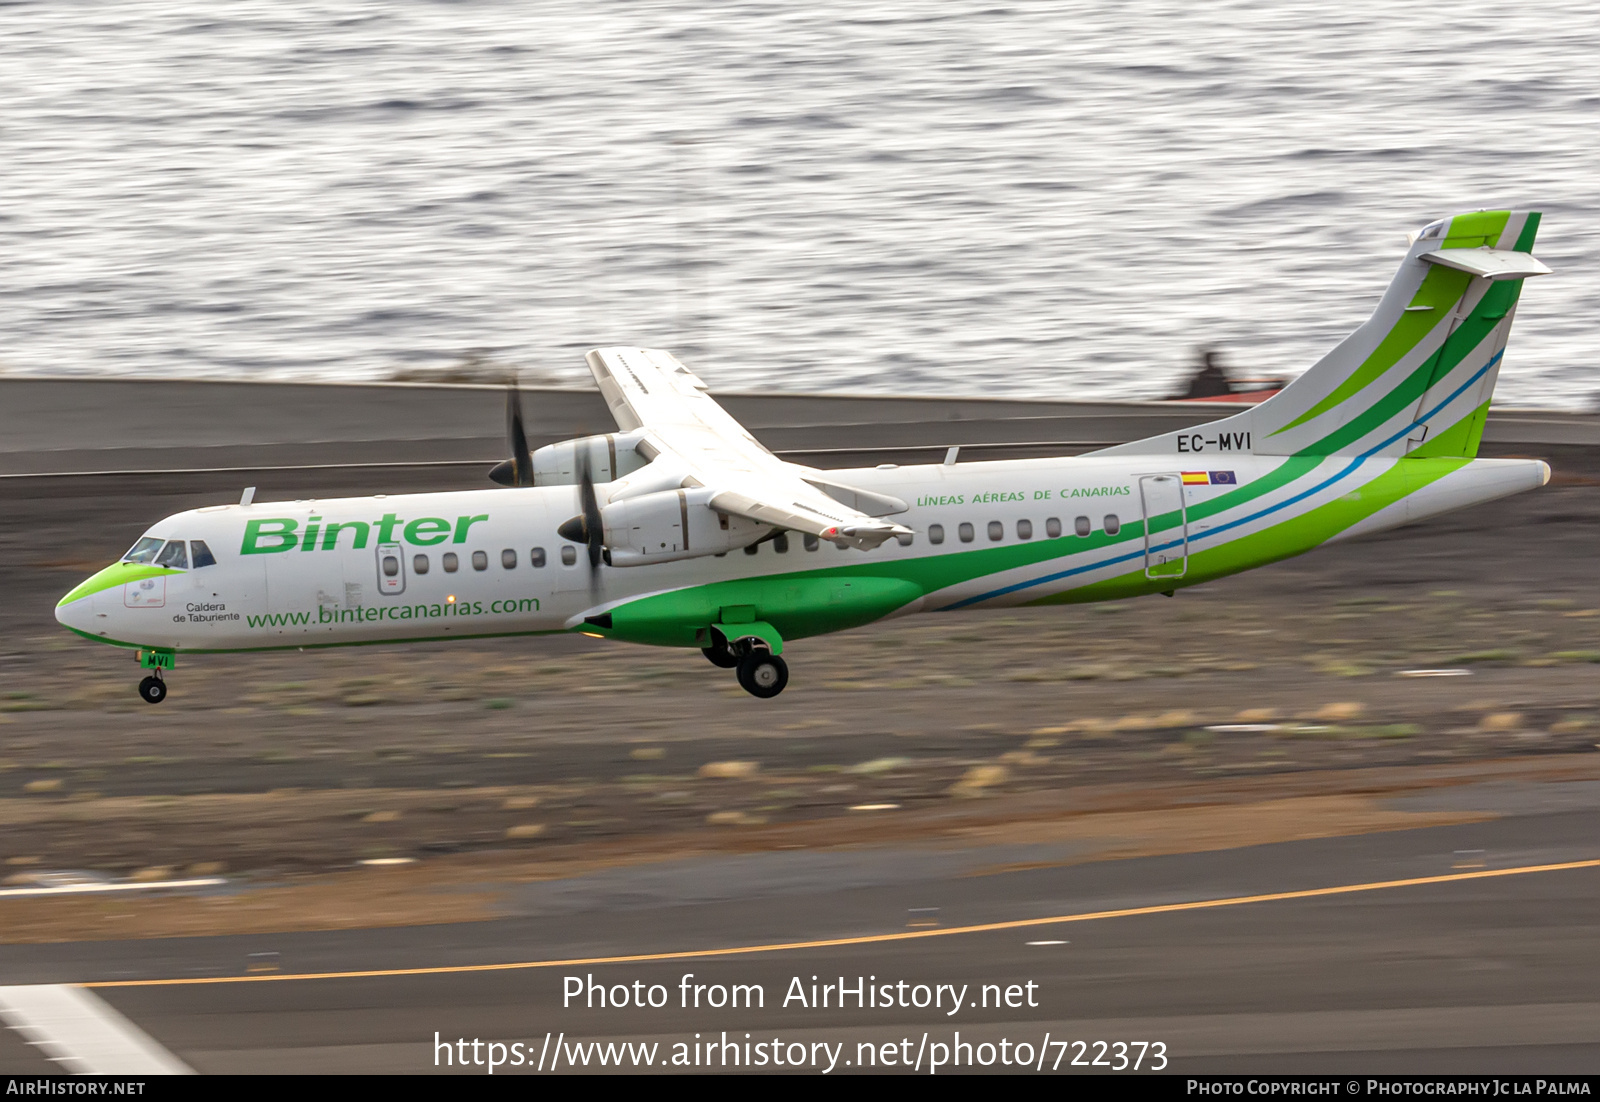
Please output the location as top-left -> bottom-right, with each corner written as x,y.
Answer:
57,210 -> 1553,703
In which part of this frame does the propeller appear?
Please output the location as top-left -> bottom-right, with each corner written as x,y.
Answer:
556,448 -> 606,598
488,385 -> 534,487
578,449 -> 604,571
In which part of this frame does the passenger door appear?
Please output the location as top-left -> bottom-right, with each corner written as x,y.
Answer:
1139,474 -> 1188,580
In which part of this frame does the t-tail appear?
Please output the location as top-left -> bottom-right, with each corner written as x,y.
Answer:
1101,210 -> 1551,462
1091,210 -> 1552,541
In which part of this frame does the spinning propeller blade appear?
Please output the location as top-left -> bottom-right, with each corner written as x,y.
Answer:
488,385 -> 535,487
555,448 -> 606,598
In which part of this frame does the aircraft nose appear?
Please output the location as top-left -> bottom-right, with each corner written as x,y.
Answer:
56,586 -> 95,633
56,563 -> 123,637
56,593 -> 87,632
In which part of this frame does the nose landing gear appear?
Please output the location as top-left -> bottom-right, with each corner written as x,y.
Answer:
136,649 -> 175,704
138,673 -> 167,704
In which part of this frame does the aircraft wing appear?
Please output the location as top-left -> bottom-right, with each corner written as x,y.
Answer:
586,348 -> 911,549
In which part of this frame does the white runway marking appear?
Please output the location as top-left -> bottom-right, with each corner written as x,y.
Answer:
0,985 -> 192,1074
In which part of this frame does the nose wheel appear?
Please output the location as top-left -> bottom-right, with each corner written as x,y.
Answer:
138,672 -> 167,704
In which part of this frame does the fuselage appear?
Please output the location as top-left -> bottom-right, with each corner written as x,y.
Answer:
56,450 -> 1549,656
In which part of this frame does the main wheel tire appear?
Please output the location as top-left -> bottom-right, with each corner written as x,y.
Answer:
138,675 -> 167,704
736,652 -> 788,699
702,642 -> 740,669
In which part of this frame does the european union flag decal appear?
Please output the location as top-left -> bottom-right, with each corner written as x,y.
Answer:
1209,471 -> 1237,485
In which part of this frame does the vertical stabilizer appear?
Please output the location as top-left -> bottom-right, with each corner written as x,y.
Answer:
1093,210 -> 1548,461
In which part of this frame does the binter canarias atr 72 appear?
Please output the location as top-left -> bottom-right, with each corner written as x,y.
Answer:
57,211 -> 1553,703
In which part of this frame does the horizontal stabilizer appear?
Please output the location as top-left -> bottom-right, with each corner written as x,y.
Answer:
1422,248 -> 1551,280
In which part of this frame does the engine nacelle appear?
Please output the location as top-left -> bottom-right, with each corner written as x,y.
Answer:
601,488 -> 771,567
532,430 -> 650,486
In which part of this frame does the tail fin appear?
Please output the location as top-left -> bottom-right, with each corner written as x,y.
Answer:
1097,210 -> 1549,461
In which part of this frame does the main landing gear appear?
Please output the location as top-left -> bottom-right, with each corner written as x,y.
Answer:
736,651 -> 788,699
701,639 -> 741,669
703,635 -> 789,698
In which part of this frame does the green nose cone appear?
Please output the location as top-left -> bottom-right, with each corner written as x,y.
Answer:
58,562 -> 179,608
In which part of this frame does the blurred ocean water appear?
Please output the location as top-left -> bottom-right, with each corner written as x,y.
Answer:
1,0 -> 1597,406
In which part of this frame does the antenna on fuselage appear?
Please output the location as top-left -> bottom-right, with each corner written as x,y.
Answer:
240,486 -> 256,506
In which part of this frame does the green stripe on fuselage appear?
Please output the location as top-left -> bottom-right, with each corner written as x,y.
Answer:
1028,455 -> 1467,606
591,455 -> 1328,634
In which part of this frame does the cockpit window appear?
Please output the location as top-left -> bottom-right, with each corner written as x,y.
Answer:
123,537 -> 164,564
155,540 -> 189,570
191,540 -> 217,569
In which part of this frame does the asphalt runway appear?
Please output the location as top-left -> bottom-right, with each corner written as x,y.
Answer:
3,797 -> 1600,1074
2,384 -> 1597,1075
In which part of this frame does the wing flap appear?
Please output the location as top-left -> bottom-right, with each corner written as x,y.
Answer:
586,347 -> 911,552
802,476 -> 909,518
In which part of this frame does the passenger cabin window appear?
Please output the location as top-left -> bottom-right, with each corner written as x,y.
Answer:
531,547 -> 547,567
472,550 -> 488,571
501,549 -> 518,570
1103,514 -> 1120,536
896,532 -> 914,547
928,524 -> 944,545
958,522 -> 974,543
803,534 -> 819,552
1045,517 -> 1062,539
987,521 -> 1003,542
773,533 -> 789,553
1075,515 -> 1092,537
1017,519 -> 1033,540
190,540 -> 217,568
413,554 -> 430,574
443,552 -> 459,573
560,545 -> 577,566
124,537 -> 164,564
382,555 -> 400,578
155,540 -> 188,569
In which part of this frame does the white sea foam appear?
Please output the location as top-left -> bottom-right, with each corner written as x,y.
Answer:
1,1 -> 1596,407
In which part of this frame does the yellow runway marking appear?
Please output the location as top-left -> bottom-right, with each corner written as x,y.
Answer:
84,858 -> 1600,989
